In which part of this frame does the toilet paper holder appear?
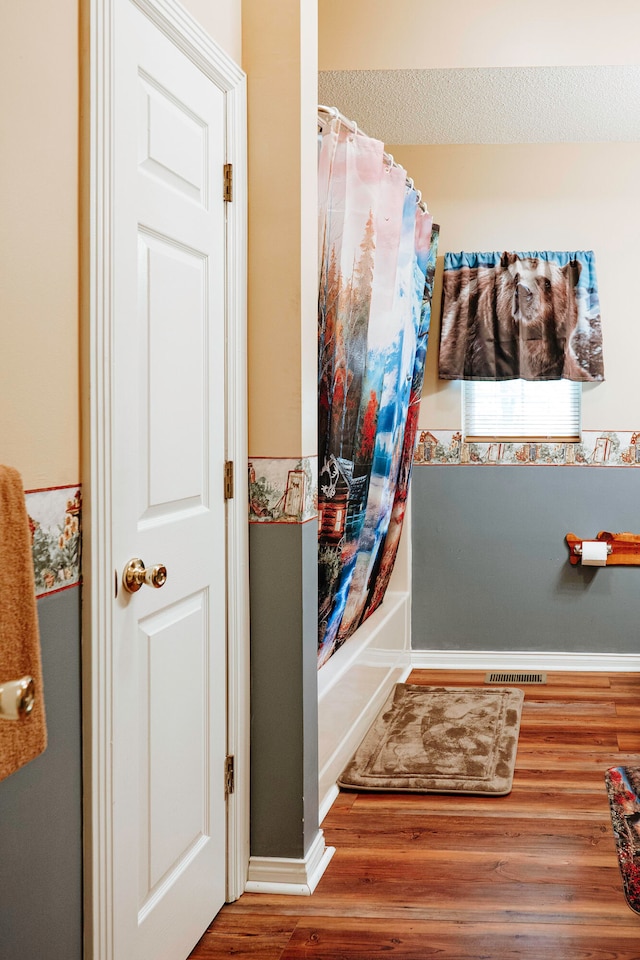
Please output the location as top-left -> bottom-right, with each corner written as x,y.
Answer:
566,531 -> 640,566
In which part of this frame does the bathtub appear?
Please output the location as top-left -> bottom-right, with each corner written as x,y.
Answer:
317,498 -> 412,819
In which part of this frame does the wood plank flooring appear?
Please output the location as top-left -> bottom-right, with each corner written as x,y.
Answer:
189,670 -> 640,959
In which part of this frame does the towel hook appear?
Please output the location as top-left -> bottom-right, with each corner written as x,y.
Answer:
0,676 -> 35,721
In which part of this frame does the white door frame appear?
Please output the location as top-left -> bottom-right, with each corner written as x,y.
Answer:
82,1 -> 249,956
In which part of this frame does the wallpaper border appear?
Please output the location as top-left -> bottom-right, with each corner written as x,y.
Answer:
413,430 -> 640,467
249,456 -> 318,524
25,484 -> 82,598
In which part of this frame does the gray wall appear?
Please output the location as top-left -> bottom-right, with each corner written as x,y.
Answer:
0,588 -> 82,959
411,465 -> 640,652
249,520 -> 319,859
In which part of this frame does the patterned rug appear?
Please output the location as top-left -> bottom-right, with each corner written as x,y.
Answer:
338,684 -> 523,796
605,766 -> 640,914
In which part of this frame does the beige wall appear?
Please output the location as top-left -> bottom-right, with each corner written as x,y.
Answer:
1,1 -> 240,492
182,0 -> 242,64
1,1 -> 79,490
243,0 -> 318,458
319,0 -> 640,432
389,142 -> 640,431
14,1 -> 632,488
319,0 -> 640,70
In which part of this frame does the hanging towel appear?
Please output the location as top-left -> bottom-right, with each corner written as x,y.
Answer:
0,466 -> 47,781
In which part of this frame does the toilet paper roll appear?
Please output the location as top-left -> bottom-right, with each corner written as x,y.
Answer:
581,540 -> 608,566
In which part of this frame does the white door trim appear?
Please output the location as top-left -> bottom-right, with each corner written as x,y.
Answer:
82,1 -> 248,956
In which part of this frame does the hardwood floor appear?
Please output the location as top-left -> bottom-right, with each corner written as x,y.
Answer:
190,670 -> 640,958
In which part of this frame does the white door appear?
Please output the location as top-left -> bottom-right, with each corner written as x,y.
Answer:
111,1 -> 227,956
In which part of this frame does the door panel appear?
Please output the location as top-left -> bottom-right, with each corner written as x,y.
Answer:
138,73 -> 207,203
112,2 -> 227,957
138,591 -> 208,904
140,230 -> 207,509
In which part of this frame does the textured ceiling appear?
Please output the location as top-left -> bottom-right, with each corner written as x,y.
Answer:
318,66 -> 640,144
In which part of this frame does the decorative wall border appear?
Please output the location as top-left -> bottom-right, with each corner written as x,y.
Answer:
248,457 -> 318,523
414,430 -> 640,467
25,484 -> 82,597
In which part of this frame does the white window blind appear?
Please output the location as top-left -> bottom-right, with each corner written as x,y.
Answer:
462,379 -> 581,441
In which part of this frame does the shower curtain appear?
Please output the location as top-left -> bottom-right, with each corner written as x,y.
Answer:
317,118 -> 438,668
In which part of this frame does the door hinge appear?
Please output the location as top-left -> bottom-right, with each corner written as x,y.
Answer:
224,460 -> 234,500
223,163 -> 233,202
225,755 -> 235,797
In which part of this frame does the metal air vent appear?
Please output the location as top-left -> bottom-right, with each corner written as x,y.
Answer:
485,672 -> 547,684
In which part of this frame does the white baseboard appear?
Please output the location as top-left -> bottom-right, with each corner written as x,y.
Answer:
245,830 -> 335,896
410,649 -> 640,672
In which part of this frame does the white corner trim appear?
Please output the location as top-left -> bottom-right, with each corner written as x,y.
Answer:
411,649 -> 640,672
245,831 -> 335,896
319,784 -> 340,825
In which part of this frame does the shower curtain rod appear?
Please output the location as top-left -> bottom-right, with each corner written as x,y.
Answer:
317,104 -> 427,212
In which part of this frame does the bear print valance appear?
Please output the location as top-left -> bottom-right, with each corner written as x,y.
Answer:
438,250 -> 603,381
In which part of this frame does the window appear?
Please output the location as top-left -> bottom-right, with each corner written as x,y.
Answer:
462,379 -> 581,442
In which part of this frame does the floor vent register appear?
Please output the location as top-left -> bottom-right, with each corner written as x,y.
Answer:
485,672 -> 547,685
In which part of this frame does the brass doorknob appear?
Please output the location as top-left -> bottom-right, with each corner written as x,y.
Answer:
123,558 -> 167,593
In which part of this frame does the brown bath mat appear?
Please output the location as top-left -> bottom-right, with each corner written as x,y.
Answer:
338,684 -> 523,796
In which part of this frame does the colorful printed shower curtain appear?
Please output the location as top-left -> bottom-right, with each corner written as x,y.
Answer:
439,250 -> 603,381
317,119 -> 438,668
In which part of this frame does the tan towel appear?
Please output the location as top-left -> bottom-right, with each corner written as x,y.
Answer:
0,465 -> 47,781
